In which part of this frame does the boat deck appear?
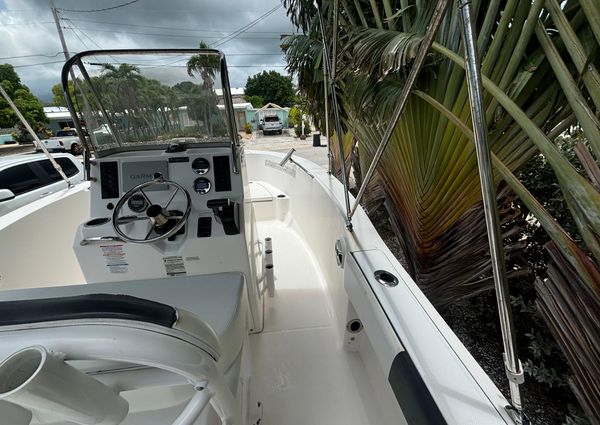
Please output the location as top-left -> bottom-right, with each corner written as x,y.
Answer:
251,220 -> 401,425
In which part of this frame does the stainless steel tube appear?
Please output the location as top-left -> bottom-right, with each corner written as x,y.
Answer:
458,0 -> 524,421
349,0 -> 451,219
324,53 -> 332,174
316,1 -> 352,228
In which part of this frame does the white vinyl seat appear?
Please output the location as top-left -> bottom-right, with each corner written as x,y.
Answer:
0,272 -> 248,374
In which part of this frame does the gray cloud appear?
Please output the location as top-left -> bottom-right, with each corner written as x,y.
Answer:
0,0 -> 295,102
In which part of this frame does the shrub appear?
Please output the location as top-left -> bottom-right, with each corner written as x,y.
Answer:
244,122 -> 253,134
302,119 -> 311,135
288,106 -> 302,127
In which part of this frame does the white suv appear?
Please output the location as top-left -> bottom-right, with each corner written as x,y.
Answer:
0,153 -> 84,216
262,115 -> 283,135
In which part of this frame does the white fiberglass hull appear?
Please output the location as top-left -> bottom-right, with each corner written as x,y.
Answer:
0,150 -> 514,425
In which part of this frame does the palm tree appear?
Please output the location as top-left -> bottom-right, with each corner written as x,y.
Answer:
286,0 -> 600,302
283,0 -> 600,419
186,41 -> 221,136
100,63 -> 152,139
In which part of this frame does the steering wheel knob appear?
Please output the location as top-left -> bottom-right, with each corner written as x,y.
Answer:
146,204 -> 169,226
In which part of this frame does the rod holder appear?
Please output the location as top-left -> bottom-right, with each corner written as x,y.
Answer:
264,237 -> 275,297
278,149 -> 296,167
0,346 -> 129,425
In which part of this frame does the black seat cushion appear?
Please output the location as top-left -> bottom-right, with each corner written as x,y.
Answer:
0,294 -> 177,327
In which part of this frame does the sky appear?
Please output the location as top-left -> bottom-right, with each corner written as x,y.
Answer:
0,0 -> 297,102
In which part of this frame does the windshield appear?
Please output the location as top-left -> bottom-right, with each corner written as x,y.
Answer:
62,50 -> 235,156
264,116 -> 280,122
56,130 -> 77,136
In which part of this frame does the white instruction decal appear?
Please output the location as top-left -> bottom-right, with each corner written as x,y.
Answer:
101,245 -> 128,274
163,256 -> 187,276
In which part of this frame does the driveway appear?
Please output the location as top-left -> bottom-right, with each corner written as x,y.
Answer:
241,129 -> 330,170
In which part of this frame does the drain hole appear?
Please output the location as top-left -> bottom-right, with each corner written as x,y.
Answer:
346,319 -> 363,333
265,237 -> 272,242
374,270 -> 399,287
277,194 -> 286,198
266,264 -> 273,269
265,249 -> 273,254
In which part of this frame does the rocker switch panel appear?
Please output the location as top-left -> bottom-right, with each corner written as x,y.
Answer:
197,217 -> 212,238
213,156 -> 231,192
100,161 -> 119,199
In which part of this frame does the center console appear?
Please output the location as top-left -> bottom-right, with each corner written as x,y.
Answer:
74,142 -> 256,280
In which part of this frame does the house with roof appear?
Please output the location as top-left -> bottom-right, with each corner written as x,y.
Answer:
253,103 -> 289,128
43,106 -> 76,134
215,88 -> 246,105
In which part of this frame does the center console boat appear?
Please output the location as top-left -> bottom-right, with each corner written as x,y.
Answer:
0,49 -> 519,425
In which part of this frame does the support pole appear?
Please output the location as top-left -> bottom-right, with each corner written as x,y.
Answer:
316,0 -> 353,228
457,0 -> 524,422
323,53 -> 332,174
348,0 -> 451,219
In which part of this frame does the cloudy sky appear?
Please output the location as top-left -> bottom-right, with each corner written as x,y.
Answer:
0,0 -> 296,102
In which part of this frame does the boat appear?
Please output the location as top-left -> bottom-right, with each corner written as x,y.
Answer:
0,46 -> 524,425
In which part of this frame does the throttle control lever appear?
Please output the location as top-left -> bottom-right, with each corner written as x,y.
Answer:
207,198 -> 240,235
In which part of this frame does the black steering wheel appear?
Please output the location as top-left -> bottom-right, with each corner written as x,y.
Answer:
112,176 -> 191,244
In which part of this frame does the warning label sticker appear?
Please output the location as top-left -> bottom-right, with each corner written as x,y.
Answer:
101,245 -> 128,274
163,256 -> 187,276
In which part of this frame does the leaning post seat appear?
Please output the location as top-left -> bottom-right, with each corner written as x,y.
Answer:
0,274 -> 248,424
0,294 -> 179,327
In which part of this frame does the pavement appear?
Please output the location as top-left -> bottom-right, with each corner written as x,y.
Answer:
241,129 -> 330,170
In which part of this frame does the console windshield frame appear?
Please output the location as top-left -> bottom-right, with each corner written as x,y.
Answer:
61,49 -> 239,171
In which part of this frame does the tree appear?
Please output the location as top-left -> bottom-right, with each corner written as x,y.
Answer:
0,64 -> 47,142
186,42 -> 221,136
100,63 -> 152,140
244,95 -> 264,108
283,0 -> 600,303
51,81 -> 76,109
172,81 -> 212,131
244,70 -> 295,107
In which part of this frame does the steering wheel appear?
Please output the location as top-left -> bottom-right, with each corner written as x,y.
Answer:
112,176 -> 191,244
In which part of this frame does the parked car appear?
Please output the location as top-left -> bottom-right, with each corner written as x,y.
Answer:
35,129 -> 83,155
262,115 -> 283,135
0,153 -> 84,216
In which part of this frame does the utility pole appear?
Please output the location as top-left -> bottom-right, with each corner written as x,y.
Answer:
49,0 -> 72,62
49,0 -> 93,177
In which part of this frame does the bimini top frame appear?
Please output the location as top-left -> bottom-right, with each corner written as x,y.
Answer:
61,49 -> 240,172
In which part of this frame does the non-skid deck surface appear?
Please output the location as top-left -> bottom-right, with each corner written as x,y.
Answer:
251,222 -> 384,425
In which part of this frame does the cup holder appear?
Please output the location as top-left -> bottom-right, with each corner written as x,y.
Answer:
374,270 -> 399,287
85,217 -> 110,227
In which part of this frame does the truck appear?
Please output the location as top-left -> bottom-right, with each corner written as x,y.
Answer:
36,129 -> 83,155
